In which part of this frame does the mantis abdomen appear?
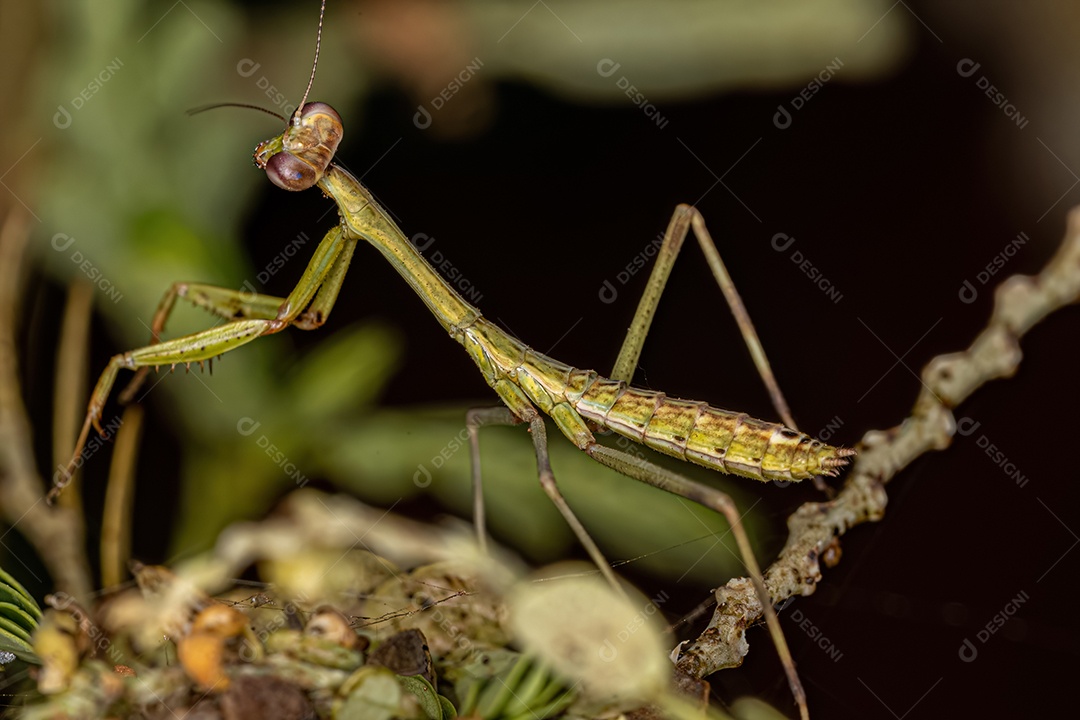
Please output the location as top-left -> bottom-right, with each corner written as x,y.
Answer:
460,317 -> 852,482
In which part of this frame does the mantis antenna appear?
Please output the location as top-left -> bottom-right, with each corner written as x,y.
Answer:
294,0 -> 328,127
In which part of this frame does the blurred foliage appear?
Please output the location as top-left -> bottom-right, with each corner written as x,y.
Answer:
0,565 -> 42,665
28,0 -> 907,583
460,0 -> 906,98
10,512 -> 799,718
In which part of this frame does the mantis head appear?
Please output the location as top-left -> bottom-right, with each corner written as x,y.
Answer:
254,102 -> 343,192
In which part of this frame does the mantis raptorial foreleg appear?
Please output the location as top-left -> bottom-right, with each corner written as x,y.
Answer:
50,226 -> 356,501
610,204 -> 797,431
120,229 -> 354,403
117,283 -> 286,404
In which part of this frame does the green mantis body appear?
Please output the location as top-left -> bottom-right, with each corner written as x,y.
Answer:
55,102 -> 851,492
52,8 -> 853,717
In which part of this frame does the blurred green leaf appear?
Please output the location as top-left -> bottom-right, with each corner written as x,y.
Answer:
397,675 -> 445,720
336,666 -> 402,720
286,323 -> 401,423
0,567 -> 41,664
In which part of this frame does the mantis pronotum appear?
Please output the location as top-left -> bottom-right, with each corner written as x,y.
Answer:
51,2 -> 854,717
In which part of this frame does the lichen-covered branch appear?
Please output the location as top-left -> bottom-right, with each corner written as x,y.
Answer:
676,206 -> 1080,678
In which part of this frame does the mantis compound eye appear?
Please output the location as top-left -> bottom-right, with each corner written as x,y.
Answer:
265,151 -> 318,191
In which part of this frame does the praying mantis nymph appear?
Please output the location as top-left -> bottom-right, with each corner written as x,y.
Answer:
51,2 -> 854,717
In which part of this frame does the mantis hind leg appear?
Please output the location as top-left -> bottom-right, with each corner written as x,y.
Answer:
609,204 -> 797,431
50,318 -> 273,501
585,442 -> 808,720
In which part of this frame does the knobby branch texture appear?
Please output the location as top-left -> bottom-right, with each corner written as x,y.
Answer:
676,206 -> 1080,678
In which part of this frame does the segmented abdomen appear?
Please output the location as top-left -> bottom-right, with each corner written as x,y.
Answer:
571,378 -> 851,481
458,317 -> 853,481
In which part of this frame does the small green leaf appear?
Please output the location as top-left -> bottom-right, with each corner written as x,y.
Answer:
398,674 -> 444,720
437,694 -> 457,720
0,630 -> 39,664
0,567 -> 42,621
474,654 -> 531,718
0,603 -> 40,635
0,616 -> 33,644
336,666 -> 402,720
